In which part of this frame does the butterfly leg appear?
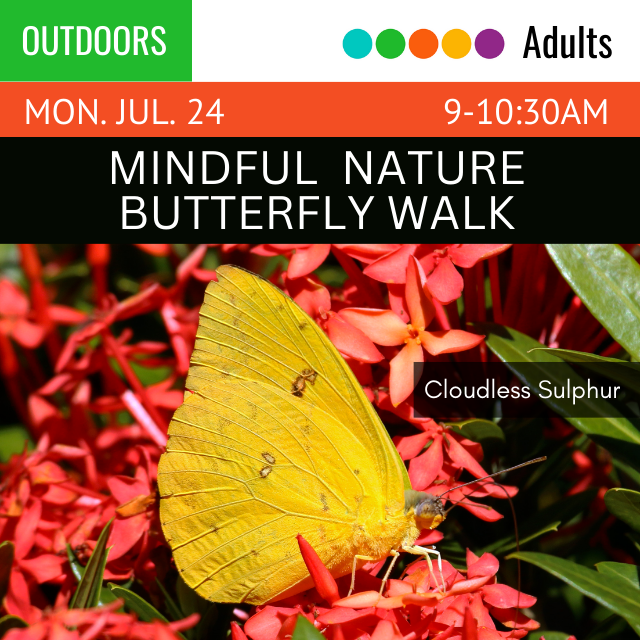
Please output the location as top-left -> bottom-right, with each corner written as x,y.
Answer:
401,544 -> 446,593
348,554 -> 376,596
378,549 -> 400,595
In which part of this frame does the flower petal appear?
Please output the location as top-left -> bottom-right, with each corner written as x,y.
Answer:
288,245 -> 331,279
326,315 -> 384,364
488,607 -> 540,631
286,276 -> 331,318
392,432 -> 431,461
419,330 -> 484,356
387,284 -> 410,323
481,584 -> 536,609
406,257 -> 435,330
297,535 -> 340,605
408,435 -> 443,490
462,606 -> 479,640
449,245 -> 511,269
427,258 -> 464,305
244,607 -> 299,640
14,499 -> 42,560
334,591 -> 385,609
467,554 -> 499,580
338,309 -> 407,346
48,305 -> 87,325
12,319 -> 45,349
231,622 -> 249,640
389,341 -> 423,406
317,608 -> 377,625
371,619 -> 403,640
363,245 -> 418,284
19,554 -> 66,584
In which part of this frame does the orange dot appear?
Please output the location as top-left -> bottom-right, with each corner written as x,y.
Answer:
409,29 -> 439,59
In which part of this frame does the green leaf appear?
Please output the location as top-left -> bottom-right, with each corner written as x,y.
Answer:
597,562 -> 640,590
108,584 -> 170,623
66,544 -> 119,606
66,544 -> 85,582
292,615 -> 324,640
509,551 -> 640,635
0,615 -> 28,638
531,348 -> 640,397
476,322 -> 640,468
0,542 -> 14,603
546,244 -> 640,361
446,418 -> 505,455
605,488 -> 640,533
527,633 -> 572,640
70,519 -> 113,609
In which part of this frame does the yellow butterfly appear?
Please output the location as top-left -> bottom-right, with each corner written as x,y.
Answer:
158,265 -> 449,605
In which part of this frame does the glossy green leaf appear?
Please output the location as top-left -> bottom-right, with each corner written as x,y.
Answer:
508,551 -> 640,635
605,488 -> 640,533
0,542 -> 14,604
69,519 -> 113,609
108,584 -> 170,623
292,615 -> 324,640
596,562 -> 640,590
446,418 -> 505,455
476,323 -> 640,468
0,615 -> 28,638
531,348 -> 640,396
546,244 -> 640,361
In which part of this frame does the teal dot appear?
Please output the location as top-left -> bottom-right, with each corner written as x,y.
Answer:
343,29 -> 372,59
376,29 -> 405,59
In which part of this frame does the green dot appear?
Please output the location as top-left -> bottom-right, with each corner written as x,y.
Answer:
376,29 -> 405,59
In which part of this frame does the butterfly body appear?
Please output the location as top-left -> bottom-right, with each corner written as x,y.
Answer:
158,266 -> 426,604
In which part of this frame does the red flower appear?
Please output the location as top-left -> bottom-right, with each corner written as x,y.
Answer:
241,537 -> 538,640
363,245 -> 511,305
4,600 -> 198,640
339,257 -> 483,405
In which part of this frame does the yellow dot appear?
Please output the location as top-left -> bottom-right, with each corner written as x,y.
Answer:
442,29 -> 471,59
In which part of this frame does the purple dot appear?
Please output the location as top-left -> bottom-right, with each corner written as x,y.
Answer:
475,29 -> 504,59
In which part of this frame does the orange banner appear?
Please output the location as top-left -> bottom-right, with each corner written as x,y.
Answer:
1,82 -> 636,137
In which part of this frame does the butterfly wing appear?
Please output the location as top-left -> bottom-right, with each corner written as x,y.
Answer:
158,265 -> 411,604
159,378 -> 400,603
186,265 -> 410,501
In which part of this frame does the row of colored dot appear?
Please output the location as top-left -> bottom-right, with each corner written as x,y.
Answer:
343,29 -> 504,59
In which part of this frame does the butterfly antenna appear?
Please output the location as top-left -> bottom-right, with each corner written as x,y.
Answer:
438,457 -> 547,499
440,458 -> 546,638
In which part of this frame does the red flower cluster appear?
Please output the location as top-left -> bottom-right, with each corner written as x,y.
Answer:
4,600 -> 198,640
240,536 -> 538,640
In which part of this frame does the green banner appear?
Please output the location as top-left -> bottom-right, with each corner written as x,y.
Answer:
1,0 -> 191,81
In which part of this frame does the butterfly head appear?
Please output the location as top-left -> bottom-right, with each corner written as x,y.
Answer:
404,490 -> 445,531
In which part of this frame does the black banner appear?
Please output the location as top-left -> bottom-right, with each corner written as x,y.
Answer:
4,137 -> 635,242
